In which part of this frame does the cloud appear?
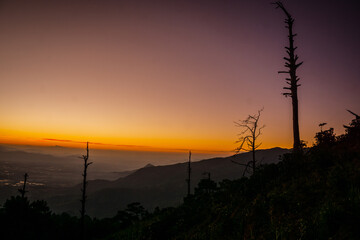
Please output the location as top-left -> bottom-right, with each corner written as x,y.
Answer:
42,138 -> 230,154
43,138 -> 147,148
43,138 -> 85,144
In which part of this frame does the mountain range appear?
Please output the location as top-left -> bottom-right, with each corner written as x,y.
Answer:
46,147 -> 289,217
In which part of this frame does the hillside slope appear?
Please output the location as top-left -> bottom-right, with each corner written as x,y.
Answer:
49,148 -> 289,217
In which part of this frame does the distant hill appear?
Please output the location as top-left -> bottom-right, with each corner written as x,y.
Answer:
48,148 -> 289,217
0,148 -> 84,204
0,147 -> 137,204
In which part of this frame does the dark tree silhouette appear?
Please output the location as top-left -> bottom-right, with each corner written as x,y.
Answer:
343,109 -> 360,145
233,108 -> 265,176
273,1 -> 303,152
319,122 -> 327,132
80,142 -> 92,239
114,202 -> 148,229
314,127 -> 336,147
195,173 -> 216,195
186,150 -> 192,196
18,173 -> 28,198
344,110 -> 360,131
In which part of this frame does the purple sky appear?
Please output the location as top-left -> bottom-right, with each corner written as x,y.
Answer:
0,0 -> 359,153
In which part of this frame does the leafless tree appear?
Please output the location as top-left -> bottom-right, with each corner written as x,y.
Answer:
186,150 -> 192,197
80,142 -> 92,239
18,173 -> 28,198
273,1 -> 303,152
343,110 -> 360,139
233,108 -> 265,176
345,109 -> 359,121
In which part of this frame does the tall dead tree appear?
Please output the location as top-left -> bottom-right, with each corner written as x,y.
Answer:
80,142 -> 92,239
273,1 -> 303,152
186,150 -> 191,196
18,173 -> 28,198
233,109 -> 265,176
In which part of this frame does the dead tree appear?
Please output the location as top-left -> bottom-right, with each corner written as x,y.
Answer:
233,108 -> 265,176
80,142 -> 92,239
18,173 -> 28,198
343,109 -> 360,140
345,109 -> 359,121
273,1 -> 303,152
186,150 -> 191,196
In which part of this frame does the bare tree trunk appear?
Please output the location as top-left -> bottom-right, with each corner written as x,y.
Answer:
252,128 -> 256,174
80,142 -> 92,240
18,173 -> 28,198
292,90 -> 301,151
252,147 -> 256,174
273,1 -> 302,152
186,151 -> 191,196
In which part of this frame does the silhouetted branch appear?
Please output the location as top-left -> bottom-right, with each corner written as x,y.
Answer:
347,109 -> 359,119
234,108 -> 265,175
18,173 -> 28,198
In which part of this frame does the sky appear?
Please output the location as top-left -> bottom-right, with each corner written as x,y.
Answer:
0,0 -> 359,155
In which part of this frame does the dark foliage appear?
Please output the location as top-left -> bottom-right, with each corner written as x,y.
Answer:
0,195 -> 151,239
112,114 -> 360,239
0,196 -> 79,240
0,114 -> 359,239
314,128 -> 336,147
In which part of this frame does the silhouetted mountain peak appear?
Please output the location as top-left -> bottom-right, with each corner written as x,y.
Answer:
143,163 -> 155,168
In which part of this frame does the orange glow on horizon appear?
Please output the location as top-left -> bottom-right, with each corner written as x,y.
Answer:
0,137 -> 233,154
0,1 -> 356,158
0,128 -> 293,154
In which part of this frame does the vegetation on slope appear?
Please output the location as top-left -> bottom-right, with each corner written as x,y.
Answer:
112,114 -> 360,239
0,114 -> 359,239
